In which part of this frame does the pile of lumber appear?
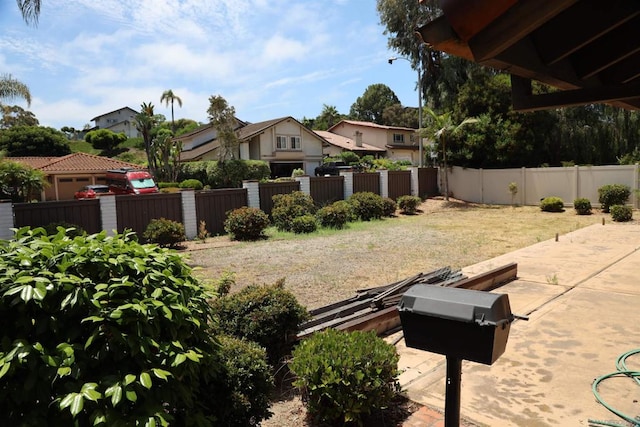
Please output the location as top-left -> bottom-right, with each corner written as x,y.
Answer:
296,263 -> 518,339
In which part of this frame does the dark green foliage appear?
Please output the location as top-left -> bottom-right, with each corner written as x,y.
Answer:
289,329 -> 401,426
177,160 -> 271,189
0,228 -> 223,426
610,205 -> 633,222
179,179 -> 203,190
211,280 -> 309,365
381,197 -> 398,217
271,191 -> 316,232
224,206 -> 270,241
291,214 -> 318,234
84,128 -> 127,152
0,125 -> 71,156
397,195 -> 422,215
348,191 -> 385,221
598,184 -> 631,213
573,198 -> 592,215
43,222 -> 86,237
143,217 -> 186,247
540,196 -> 564,212
157,181 -> 179,188
316,201 -> 351,229
213,335 -> 274,426
0,159 -> 47,202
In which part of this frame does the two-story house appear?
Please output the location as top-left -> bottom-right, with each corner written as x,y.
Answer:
178,116 -> 328,178
89,107 -> 139,138
327,120 -> 420,164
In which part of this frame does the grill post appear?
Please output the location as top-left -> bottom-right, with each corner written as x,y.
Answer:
445,356 -> 462,427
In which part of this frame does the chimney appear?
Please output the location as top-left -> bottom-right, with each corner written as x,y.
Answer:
354,131 -> 363,147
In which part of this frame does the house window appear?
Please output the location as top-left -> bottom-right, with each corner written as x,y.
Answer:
276,135 -> 288,149
290,136 -> 301,150
393,133 -> 405,144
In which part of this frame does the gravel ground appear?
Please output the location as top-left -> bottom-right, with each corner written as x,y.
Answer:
177,197 -> 613,426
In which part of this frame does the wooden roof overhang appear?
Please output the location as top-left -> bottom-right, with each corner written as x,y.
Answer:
416,0 -> 640,111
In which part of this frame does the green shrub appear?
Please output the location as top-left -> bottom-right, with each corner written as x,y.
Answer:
271,191 -> 316,232
598,184 -> 631,213
214,335 -> 274,426
0,228 -> 223,426
610,204 -> 633,222
211,280 -> 309,365
43,221 -> 86,237
573,198 -> 592,215
397,195 -> 422,215
540,196 -> 564,212
289,329 -> 401,426
348,191 -> 385,221
291,214 -> 318,234
143,217 -> 186,247
179,179 -> 203,190
381,197 -> 397,217
177,160 -> 271,188
158,181 -> 180,189
316,201 -> 351,229
224,206 -> 270,241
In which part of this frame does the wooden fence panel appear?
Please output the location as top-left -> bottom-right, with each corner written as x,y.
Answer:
116,193 -> 182,237
195,188 -> 248,236
388,170 -> 412,200
353,172 -> 380,195
13,199 -> 102,234
418,168 -> 439,197
259,181 -> 300,215
310,176 -> 344,206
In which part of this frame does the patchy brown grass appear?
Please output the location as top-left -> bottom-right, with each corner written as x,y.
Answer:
181,198 -> 608,310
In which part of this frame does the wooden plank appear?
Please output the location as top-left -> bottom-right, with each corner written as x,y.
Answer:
451,262 -> 518,291
336,306 -> 401,335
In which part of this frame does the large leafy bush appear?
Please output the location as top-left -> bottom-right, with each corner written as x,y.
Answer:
316,201 -> 352,229
142,217 -> 186,247
177,160 -> 271,189
397,195 -> 422,215
347,191 -> 385,221
211,280 -> 309,366
610,204 -> 633,222
224,206 -> 270,241
540,196 -> 564,212
598,184 -> 630,213
290,329 -> 401,426
573,198 -> 592,215
0,228 -> 223,426
271,191 -> 316,232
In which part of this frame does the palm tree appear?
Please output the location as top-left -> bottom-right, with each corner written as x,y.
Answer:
424,108 -> 477,201
133,102 -> 159,175
17,0 -> 41,26
0,74 -> 31,106
160,90 -> 183,134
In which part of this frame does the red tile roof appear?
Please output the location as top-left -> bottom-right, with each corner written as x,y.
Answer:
9,153 -> 143,173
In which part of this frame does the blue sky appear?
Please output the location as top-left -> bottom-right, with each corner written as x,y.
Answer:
0,0 -> 421,130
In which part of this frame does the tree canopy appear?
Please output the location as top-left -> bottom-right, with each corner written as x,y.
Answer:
349,84 -> 400,124
0,126 -> 71,157
0,105 -> 38,129
207,95 -> 239,161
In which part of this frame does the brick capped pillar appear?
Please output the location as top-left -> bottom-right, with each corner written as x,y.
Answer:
295,176 -> 311,195
340,171 -> 354,199
410,167 -> 419,197
379,169 -> 389,199
243,181 -> 260,209
99,195 -> 117,236
181,190 -> 197,240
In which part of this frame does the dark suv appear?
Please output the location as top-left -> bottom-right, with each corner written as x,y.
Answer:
314,161 -> 353,176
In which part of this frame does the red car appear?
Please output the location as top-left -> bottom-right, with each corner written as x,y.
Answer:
74,185 -> 112,199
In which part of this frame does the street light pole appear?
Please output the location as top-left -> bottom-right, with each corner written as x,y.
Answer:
388,55 -> 423,167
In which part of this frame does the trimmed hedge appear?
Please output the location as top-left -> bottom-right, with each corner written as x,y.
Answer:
540,196 -> 564,212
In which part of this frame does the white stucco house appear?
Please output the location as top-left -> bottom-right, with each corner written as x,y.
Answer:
89,107 -> 139,138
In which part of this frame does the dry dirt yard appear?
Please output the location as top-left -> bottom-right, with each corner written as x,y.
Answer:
179,198 -> 620,426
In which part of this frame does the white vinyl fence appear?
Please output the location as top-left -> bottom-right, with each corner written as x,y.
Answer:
445,164 -> 640,208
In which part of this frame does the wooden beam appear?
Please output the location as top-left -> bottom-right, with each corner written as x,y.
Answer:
468,0 -> 578,62
512,78 -> 640,111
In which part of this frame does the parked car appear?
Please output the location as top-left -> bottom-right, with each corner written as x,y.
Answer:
314,161 -> 353,176
74,184 -> 112,199
106,168 -> 159,195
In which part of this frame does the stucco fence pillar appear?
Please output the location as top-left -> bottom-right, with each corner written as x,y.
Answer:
379,169 -> 389,199
0,200 -> 14,240
242,181 -> 261,209
294,176 -> 311,195
340,171 -> 354,199
180,190 -> 197,240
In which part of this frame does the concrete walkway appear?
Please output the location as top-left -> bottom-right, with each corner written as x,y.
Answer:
394,222 -> 640,427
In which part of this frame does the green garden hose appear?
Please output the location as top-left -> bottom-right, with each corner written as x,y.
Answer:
589,349 -> 640,427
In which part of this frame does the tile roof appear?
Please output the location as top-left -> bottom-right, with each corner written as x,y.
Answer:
9,153 -> 143,173
90,106 -> 138,122
328,120 -> 416,132
313,130 -> 386,152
